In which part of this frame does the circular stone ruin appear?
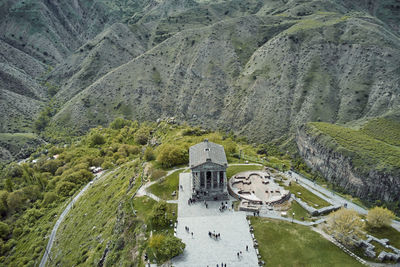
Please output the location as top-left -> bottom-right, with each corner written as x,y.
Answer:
228,170 -> 290,211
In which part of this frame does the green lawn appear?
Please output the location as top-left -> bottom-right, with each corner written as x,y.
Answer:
226,164 -> 263,179
287,182 -> 331,208
251,217 -> 363,266
148,169 -> 184,200
287,200 -> 311,221
366,225 -> 400,249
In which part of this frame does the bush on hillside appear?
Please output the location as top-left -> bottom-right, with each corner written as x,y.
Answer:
156,144 -> 188,167
110,118 -> 132,130
144,147 -> 155,161
149,234 -> 185,263
56,181 -> 76,197
134,127 -> 151,145
6,191 -> 26,213
149,201 -> 170,229
89,133 -> 105,147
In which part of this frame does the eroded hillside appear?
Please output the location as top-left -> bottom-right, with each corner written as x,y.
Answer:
1,0 -> 400,163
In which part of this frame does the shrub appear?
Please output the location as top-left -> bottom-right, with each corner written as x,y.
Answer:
367,206 -> 395,228
149,201 -> 170,229
56,181 -> 76,197
149,234 -> 185,263
144,147 -> 155,161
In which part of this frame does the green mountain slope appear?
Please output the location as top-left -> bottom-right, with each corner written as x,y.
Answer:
1,0 -> 400,163
50,8 -> 400,143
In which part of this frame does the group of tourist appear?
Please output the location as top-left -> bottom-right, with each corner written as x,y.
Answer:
184,226 -> 193,238
208,231 -> 221,240
219,201 -> 230,212
252,210 -> 260,216
187,197 -> 196,205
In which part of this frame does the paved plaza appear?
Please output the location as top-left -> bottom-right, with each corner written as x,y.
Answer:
172,173 -> 259,267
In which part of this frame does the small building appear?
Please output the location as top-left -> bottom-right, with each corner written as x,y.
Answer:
189,139 -> 229,200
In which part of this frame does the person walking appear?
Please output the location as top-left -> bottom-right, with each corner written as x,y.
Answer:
246,245 -> 248,251
191,232 -> 193,238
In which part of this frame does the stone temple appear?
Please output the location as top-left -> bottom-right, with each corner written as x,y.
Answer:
189,139 -> 229,200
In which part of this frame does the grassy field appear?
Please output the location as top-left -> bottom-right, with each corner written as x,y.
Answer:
50,161 -> 142,266
226,164 -> 263,179
287,200 -> 311,221
366,225 -> 400,249
148,169 -> 184,200
251,217 -> 363,266
353,225 -> 400,263
286,182 -> 331,208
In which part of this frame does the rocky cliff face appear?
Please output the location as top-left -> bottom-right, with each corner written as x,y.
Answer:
296,124 -> 400,203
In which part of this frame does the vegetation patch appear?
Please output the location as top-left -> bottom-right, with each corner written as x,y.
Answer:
251,217 -> 363,266
148,169 -> 185,200
226,164 -> 263,179
285,182 -> 331,208
306,121 -> 400,175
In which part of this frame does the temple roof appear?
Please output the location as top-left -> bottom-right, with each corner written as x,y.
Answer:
189,139 -> 227,168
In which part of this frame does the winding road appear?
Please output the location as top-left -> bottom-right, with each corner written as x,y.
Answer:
39,171 -> 105,267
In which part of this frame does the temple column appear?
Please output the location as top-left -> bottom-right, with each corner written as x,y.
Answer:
217,171 -> 220,189
223,172 -> 227,192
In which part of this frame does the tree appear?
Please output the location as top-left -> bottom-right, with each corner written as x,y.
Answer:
326,208 -> 365,247
40,159 -> 63,175
43,192 -> 58,206
56,181 -> 76,197
110,117 -> 132,129
134,127 -> 151,145
6,191 -> 25,212
156,144 -> 188,167
0,191 -> 9,216
89,133 -> 105,147
0,222 -> 10,240
149,234 -> 185,263
149,201 -> 170,229
367,206 -> 395,228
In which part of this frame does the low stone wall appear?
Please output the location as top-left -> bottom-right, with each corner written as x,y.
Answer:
292,196 -> 340,216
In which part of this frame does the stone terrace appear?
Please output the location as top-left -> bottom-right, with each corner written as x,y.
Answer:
172,173 -> 259,267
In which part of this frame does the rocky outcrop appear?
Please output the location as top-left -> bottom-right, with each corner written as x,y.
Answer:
296,125 -> 400,203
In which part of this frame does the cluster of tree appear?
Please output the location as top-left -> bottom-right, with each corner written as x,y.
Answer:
147,201 -> 184,263
326,206 -> 395,247
149,234 -> 185,263
0,119 -> 160,263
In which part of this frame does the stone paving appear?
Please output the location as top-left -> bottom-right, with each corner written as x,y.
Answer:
172,173 -> 259,267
